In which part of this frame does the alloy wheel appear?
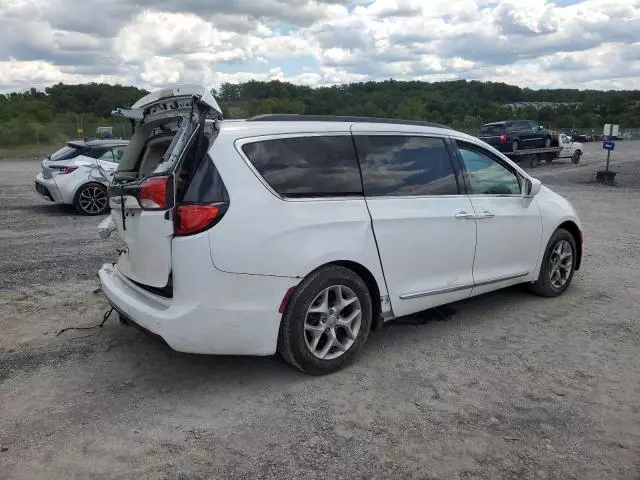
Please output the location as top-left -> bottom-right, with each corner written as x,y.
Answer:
79,186 -> 108,214
549,239 -> 573,289
304,285 -> 362,360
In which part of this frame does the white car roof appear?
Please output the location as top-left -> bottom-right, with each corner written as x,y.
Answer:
218,116 -> 475,142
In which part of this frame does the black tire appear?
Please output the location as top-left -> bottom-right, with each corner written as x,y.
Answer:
511,140 -> 520,152
571,150 -> 581,164
74,183 -> 109,215
277,265 -> 373,375
544,136 -> 552,148
529,229 -> 577,297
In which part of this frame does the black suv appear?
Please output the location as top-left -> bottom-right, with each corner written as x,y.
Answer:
479,120 -> 553,153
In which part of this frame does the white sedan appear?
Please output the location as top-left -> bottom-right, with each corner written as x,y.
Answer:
35,139 -> 127,215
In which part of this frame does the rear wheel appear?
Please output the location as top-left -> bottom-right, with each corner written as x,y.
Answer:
75,183 -> 108,215
277,265 -> 373,375
544,136 -> 552,148
511,140 -> 520,152
571,150 -> 581,164
529,229 -> 577,297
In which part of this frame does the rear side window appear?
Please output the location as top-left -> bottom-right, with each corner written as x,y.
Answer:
354,135 -> 459,196
242,136 -> 362,197
181,154 -> 229,203
49,145 -> 81,161
480,125 -> 504,135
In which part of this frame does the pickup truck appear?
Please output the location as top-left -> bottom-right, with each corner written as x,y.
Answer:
557,134 -> 583,164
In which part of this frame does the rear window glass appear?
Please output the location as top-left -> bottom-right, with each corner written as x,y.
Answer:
50,145 -> 81,161
181,154 -> 229,203
480,125 -> 504,135
354,135 -> 459,196
242,136 -> 362,197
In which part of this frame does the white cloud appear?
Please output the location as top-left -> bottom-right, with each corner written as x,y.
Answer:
0,0 -> 639,91
0,60 -> 129,91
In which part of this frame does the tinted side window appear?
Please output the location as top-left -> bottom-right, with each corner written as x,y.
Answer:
457,142 -> 521,195
355,135 -> 459,196
242,136 -> 362,197
182,154 -> 229,203
50,145 -> 82,161
85,147 -> 109,159
97,149 -> 116,162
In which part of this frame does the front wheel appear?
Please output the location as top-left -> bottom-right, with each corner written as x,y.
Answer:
529,229 -> 577,297
544,136 -> 552,148
571,150 -> 581,164
75,183 -> 109,215
277,265 -> 373,375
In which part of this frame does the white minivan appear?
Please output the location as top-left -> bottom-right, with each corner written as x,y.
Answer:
98,85 -> 583,374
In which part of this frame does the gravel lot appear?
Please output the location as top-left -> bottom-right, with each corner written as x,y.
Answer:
1,142 -> 639,479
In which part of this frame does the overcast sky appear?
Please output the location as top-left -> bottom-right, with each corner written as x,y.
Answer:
1,0 -> 639,92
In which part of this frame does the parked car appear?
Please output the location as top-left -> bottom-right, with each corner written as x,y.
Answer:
478,120 -> 553,153
558,134 -> 583,163
569,132 -> 592,143
35,139 -> 128,215
98,85 -> 583,375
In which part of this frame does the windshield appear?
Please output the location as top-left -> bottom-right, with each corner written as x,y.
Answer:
50,145 -> 81,161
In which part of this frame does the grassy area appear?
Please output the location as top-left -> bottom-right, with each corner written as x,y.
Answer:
0,144 -> 60,159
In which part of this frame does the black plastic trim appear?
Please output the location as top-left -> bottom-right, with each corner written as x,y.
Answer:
246,114 -> 449,129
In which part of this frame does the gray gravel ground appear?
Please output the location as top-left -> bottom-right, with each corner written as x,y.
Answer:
1,142 -> 639,479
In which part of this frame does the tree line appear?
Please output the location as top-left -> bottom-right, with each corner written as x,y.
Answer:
1,80 -> 639,146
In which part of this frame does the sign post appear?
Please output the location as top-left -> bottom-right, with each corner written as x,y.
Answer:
597,124 -> 618,183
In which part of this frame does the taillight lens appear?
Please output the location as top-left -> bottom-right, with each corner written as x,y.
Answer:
138,176 -> 169,209
500,132 -> 507,143
51,166 -> 78,174
175,204 -> 226,236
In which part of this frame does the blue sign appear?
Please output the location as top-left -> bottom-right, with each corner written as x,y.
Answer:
603,140 -> 615,151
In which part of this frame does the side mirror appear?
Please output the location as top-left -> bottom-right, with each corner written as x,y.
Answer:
523,178 -> 542,198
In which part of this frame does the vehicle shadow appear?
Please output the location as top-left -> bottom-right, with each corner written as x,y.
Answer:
93,285 -> 535,391
12,203 -> 80,216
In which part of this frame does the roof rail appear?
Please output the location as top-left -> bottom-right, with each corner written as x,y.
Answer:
246,114 -> 449,129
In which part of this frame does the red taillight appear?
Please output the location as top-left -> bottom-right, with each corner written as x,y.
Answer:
500,132 -> 507,143
51,166 -> 77,174
175,204 -> 222,235
138,176 -> 169,209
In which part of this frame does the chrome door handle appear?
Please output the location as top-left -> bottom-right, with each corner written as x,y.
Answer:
476,211 -> 496,219
455,211 -> 475,219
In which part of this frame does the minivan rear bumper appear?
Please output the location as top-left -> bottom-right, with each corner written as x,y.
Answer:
98,261 -> 297,356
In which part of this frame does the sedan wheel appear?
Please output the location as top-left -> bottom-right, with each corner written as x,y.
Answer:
75,183 -> 108,215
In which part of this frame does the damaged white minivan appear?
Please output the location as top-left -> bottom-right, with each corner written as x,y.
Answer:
98,85 -> 583,375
